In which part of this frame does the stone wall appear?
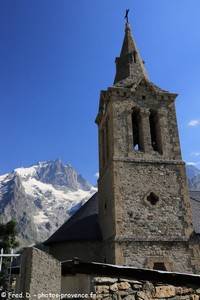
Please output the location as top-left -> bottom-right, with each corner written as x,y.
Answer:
114,162 -> 191,241
17,247 -> 61,299
122,241 -> 194,273
93,277 -> 200,300
61,274 -> 92,294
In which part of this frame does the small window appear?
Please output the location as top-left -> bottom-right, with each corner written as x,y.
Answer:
128,211 -> 133,218
153,262 -> 167,271
147,192 -> 159,205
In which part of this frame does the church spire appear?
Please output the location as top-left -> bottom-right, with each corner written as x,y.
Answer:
114,16 -> 148,86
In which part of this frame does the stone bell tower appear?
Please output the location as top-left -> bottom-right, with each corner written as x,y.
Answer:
95,19 -> 196,273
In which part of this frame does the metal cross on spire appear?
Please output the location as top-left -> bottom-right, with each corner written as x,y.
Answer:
125,9 -> 130,24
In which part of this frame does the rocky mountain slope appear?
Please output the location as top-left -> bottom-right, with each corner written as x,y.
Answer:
0,160 -> 96,247
186,164 -> 200,191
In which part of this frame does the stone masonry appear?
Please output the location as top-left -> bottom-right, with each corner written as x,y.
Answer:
93,277 -> 200,300
16,247 -> 61,299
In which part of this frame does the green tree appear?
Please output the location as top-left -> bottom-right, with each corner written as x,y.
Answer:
0,220 -> 19,292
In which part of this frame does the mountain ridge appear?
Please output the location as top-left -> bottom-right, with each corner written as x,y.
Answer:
186,164 -> 200,191
0,160 -> 96,247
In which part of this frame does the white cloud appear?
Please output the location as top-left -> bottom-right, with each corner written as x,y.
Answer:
94,172 -> 99,178
186,161 -> 200,166
191,152 -> 200,157
188,119 -> 200,127
187,162 -> 197,166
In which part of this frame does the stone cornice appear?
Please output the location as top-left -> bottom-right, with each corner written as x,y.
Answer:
112,157 -> 185,165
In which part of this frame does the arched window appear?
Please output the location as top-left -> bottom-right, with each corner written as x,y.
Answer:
132,108 -> 143,151
149,110 -> 162,154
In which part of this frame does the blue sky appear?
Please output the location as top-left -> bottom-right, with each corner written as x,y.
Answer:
0,0 -> 200,184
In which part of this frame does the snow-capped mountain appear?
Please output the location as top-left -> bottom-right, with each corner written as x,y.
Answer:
186,164 -> 200,191
0,160 -> 96,247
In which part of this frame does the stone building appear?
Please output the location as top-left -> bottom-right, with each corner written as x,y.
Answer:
44,20 -> 200,274
13,247 -> 200,297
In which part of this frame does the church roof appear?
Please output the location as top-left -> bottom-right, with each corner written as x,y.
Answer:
44,193 -> 102,245
44,191 -> 200,245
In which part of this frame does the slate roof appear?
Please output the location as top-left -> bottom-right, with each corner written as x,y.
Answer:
62,259 -> 200,287
44,193 -> 102,245
44,191 -> 200,245
12,257 -> 200,286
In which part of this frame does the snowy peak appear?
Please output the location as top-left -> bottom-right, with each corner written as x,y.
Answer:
13,160 -> 91,191
14,165 -> 38,179
0,160 -> 96,247
36,160 -> 91,190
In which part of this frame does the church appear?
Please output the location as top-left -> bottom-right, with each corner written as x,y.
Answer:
44,18 -> 200,274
